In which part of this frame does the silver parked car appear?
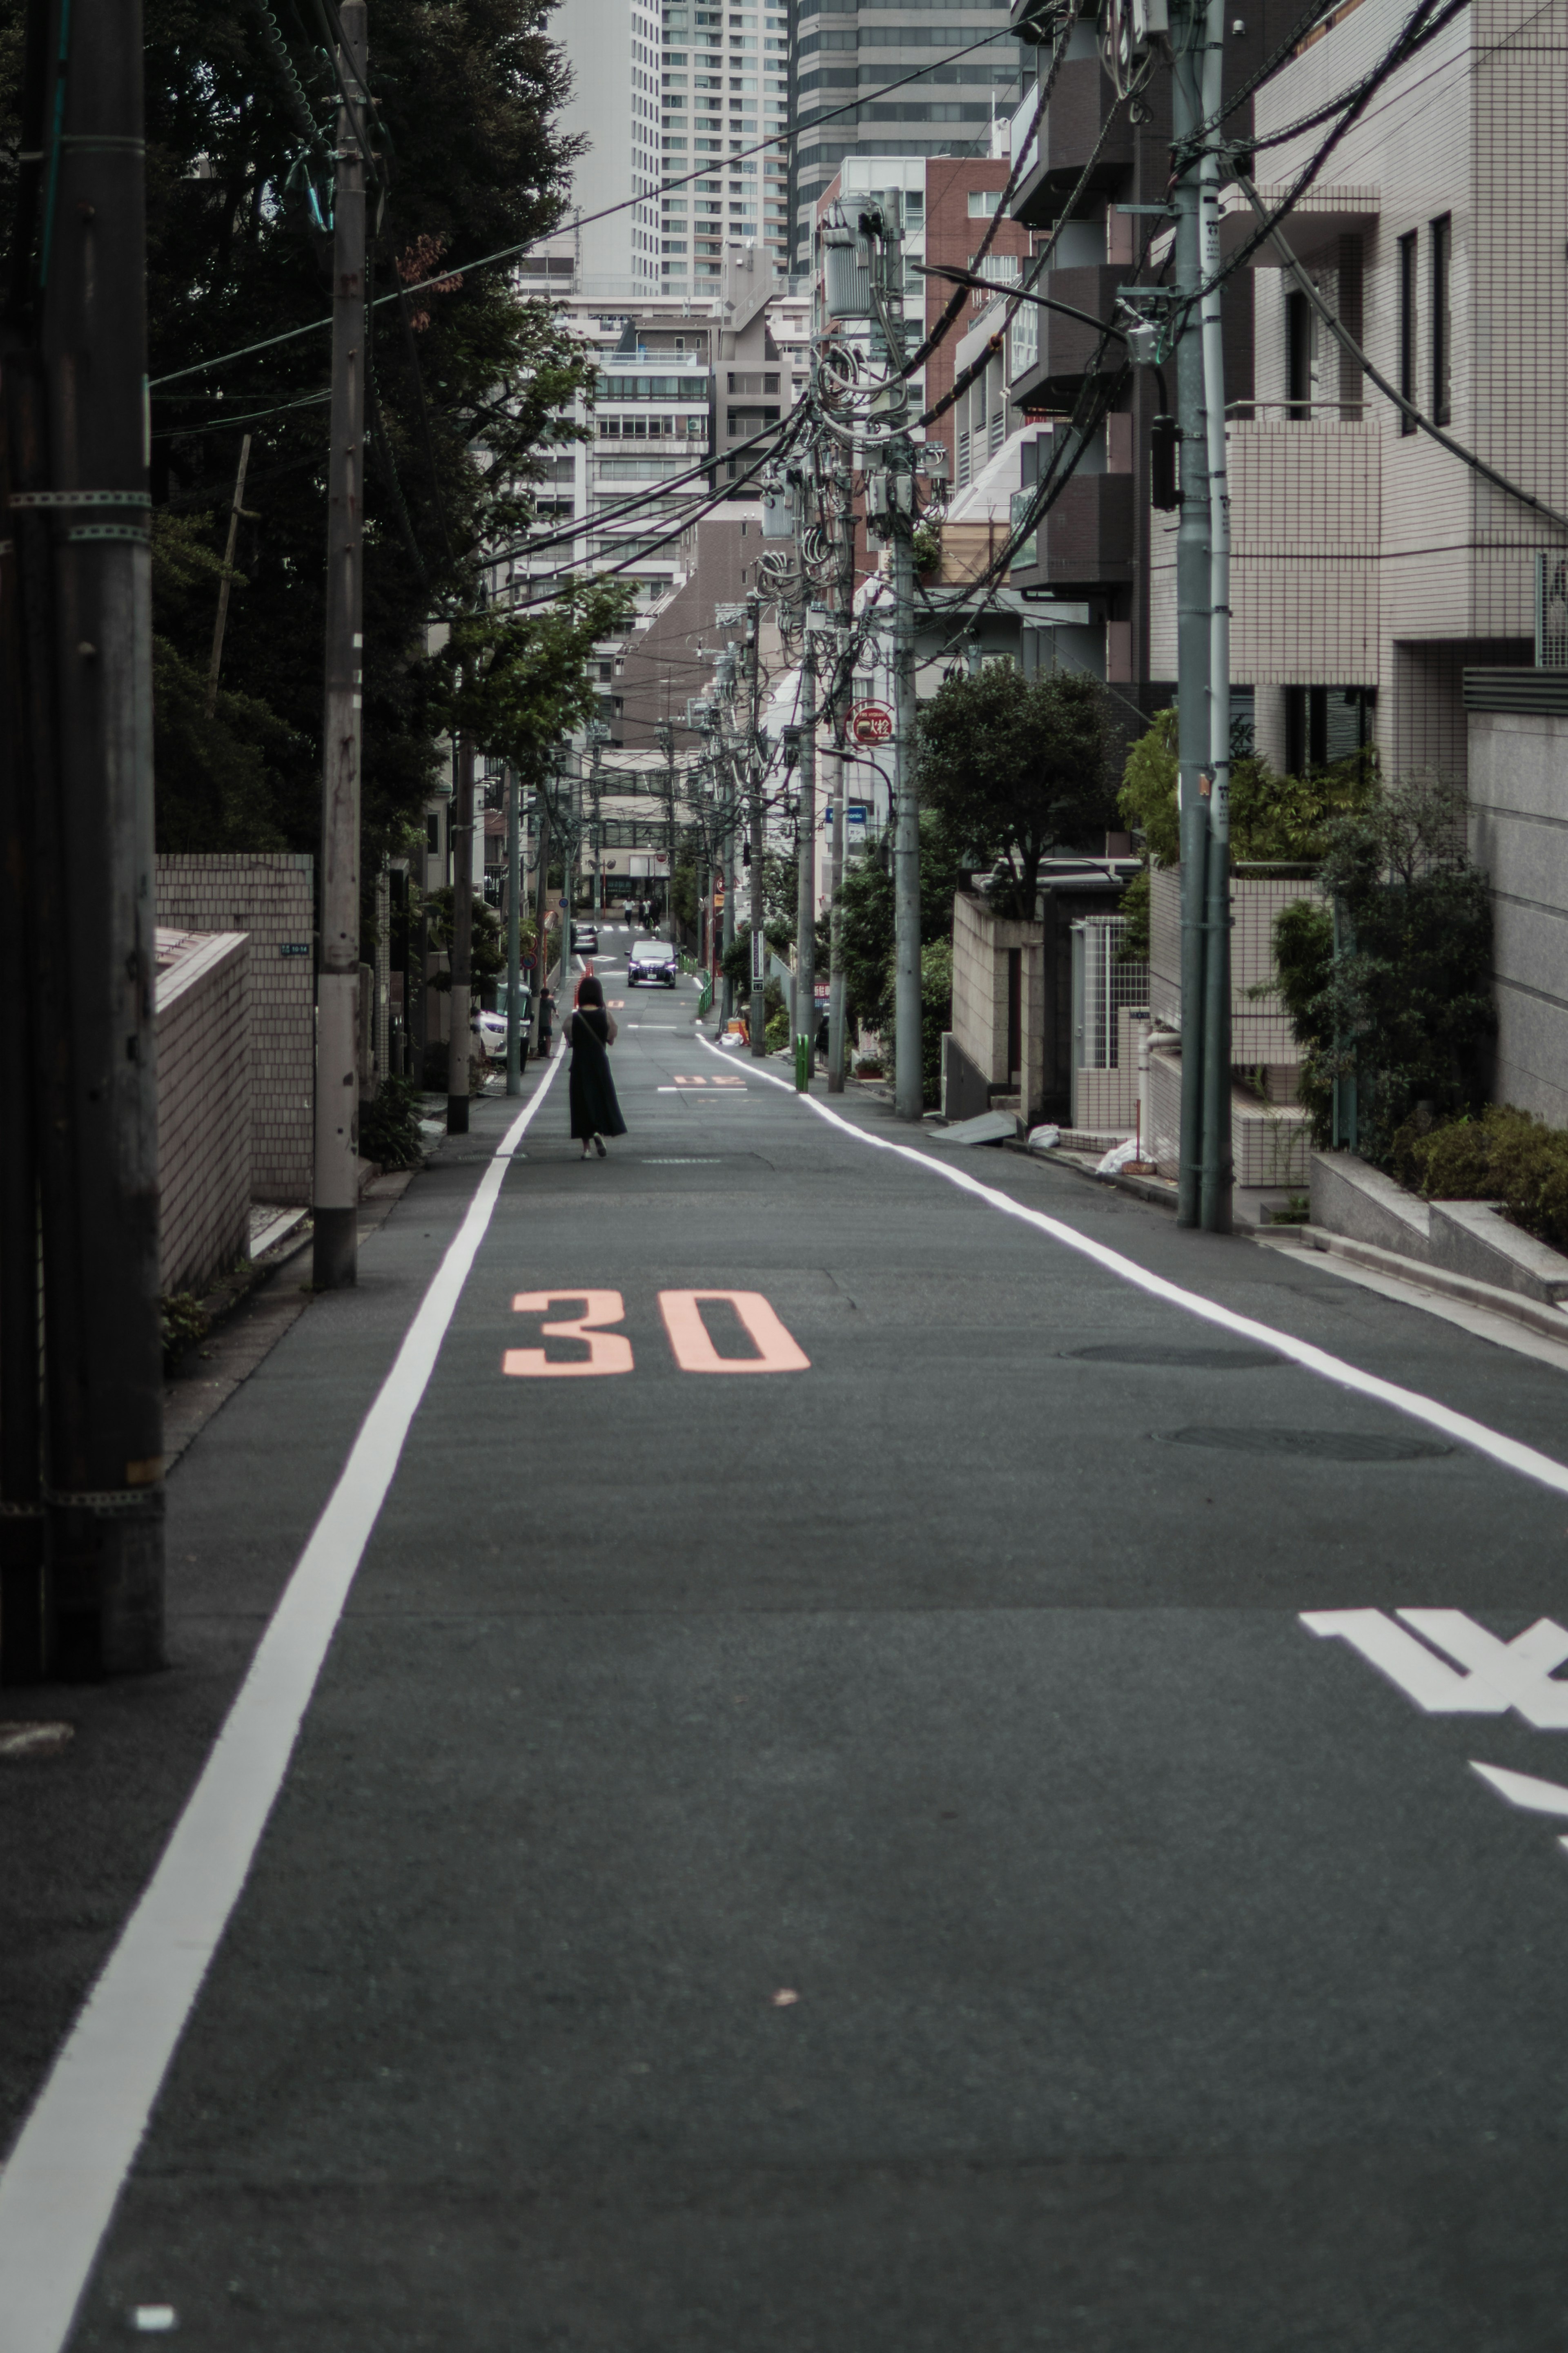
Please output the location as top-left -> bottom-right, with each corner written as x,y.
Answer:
627,937 -> 678,988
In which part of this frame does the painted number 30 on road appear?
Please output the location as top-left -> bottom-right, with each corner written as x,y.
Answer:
503,1290 -> 810,1377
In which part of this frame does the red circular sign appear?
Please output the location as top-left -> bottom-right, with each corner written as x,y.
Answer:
849,702 -> 893,746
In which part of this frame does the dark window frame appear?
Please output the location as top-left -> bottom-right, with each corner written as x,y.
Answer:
1285,288 -> 1312,421
1430,211 -> 1452,426
1397,230 -> 1417,433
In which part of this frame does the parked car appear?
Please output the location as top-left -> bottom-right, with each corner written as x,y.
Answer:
571,921 -> 598,955
628,937 -> 678,988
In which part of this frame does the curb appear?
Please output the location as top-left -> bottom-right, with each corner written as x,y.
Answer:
1262,1223 -> 1568,1344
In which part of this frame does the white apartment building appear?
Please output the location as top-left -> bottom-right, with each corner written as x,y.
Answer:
554,0 -> 793,291
1149,0 -> 1568,783
655,0 -> 793,282
555,0 -> 665,295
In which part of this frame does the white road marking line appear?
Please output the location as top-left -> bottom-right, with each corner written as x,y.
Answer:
1302,1609 -> 1568,1722
1469,1760 -> 1568,1817
693,1035 -> 1568,1500
0,1052 -> 567,2353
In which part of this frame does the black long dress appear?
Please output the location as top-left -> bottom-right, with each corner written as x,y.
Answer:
566,1008 -> 628,1142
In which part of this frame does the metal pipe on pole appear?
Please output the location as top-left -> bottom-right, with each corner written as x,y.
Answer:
312,0 -> 369,1288
1171,3 -> 1212,1230
447,735 -> 474,1134
1198,0 -> 1233,1233
505,761 -> 523,1097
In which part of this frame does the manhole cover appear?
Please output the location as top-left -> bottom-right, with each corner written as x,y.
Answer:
1155,1425 -> 1452,1462
1070,1342 -> 1283,1369
0,1722 -> 74,1758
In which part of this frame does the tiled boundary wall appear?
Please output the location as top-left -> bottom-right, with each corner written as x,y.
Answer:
156,932 -> 251,1294
1468,705 -> 1568,1124
156,854 -> 314,1202
951,892 -> 1045,1110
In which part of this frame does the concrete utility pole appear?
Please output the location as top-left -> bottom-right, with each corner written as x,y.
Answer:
657,720 -> 678,945
793,622 -> 817,1089
745,595 -> 767,1056
530,790 -> 551,1056
1198,0 -> 1233,1233
313,0 -> 369,1287
826,448 -> 854,1093
858,188 -> 922,1121
505,762 -> 523,1097
0,0 -> 165,1673
447,736 -> 474,1134
1170,2 -> 1211,1231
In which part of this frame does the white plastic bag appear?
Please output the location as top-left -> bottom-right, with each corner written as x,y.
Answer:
1095,1136 -> 1140,1175
1027,1124 -> 1061,1152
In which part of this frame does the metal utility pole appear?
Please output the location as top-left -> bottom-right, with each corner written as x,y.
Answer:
205,432 -> 252,717
313,0 -> 369,1288
1170,2 -> 1211,1231
0,0 -> 165,1673
793,621 -> 818,1088
591,751 -> 602,917
505,761 -> 523,1096
447,736 -> 474,1134
1198,0 -> 1233,1233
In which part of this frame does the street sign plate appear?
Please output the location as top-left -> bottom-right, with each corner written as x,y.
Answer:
849,702 -> 893,745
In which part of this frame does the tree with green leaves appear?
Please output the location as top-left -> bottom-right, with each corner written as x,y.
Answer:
1271,773 -> 1493,1165
914,665 -> 1116,919
0,0 -> 604,860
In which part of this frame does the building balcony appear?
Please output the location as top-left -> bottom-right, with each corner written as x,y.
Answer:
1007,265 -> 1124,408
1009,60 -> 1133,226
1009,473 -> 1134,595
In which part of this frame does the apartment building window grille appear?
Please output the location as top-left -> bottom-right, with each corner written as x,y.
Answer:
1285,686 -> 1375,773
1430,212 -> 1452,426
1285,289 -> 1312,421
1397,230 -> 1417,434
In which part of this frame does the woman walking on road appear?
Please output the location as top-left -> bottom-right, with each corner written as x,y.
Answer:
565,974 -> 627,1160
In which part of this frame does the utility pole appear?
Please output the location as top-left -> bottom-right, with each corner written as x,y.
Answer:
826,447 -> 854,1093
313,0 -> 369,1288
745,595 -> 766,1056
1170,2 -> 1211,1231
0,0 -> 165,1673
530,788 -> 551,1056
657,720 -> 678,945
1198,0 -> 1233,1233
793,621 -> 818,1088
447,735 -> 474,1134
505,761 -> 523,1096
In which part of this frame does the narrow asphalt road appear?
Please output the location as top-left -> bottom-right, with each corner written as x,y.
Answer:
11,928 -> 1568,2350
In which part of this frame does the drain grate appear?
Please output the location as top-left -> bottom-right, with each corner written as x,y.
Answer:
1155,1425 -> 1452,1462
641,1158 -> 724,1164
1069,1342 -> 1284,1370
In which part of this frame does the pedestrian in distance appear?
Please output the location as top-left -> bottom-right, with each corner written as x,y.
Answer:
537,982 -> 555,1059
565,974 -> 627,1161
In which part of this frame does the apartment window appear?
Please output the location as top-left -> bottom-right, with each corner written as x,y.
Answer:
1285,289 -> 1312,420
1397,230 -> 1417,433
1430,212 -> 1452,426
967,187 -> 1000,216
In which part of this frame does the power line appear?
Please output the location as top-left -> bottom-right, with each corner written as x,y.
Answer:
148,24 -> 1026,391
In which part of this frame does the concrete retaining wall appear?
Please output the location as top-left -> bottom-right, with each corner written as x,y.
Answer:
1468,707 -> 1568,1124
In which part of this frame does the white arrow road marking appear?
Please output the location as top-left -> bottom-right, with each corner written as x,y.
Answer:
1301,1610 -> 1568,1726
1469,1760 -> 1568,1818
